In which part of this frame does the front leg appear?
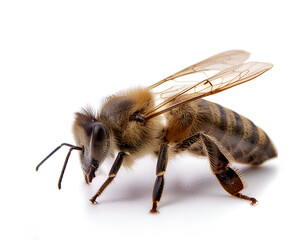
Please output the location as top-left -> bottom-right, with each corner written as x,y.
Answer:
150,144 -> 169,214
90,152 -> 126,204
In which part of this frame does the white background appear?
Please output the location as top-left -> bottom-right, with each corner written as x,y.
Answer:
1,0 -> 307,239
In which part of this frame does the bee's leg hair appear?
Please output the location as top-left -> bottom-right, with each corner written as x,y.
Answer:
175,133 -> 201,151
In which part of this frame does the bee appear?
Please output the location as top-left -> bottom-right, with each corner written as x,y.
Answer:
36,50 -> 277,213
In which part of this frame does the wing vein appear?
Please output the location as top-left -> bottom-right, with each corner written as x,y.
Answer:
144,51 -> 272,121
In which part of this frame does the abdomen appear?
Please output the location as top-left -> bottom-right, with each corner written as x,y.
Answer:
191,99 -> 277,165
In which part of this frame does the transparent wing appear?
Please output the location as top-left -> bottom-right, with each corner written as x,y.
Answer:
144,62 -> 273,120
148,50 -> 250,90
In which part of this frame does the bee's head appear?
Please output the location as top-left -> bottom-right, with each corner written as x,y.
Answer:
35,108 -> 112,189
72,108 -> 111,184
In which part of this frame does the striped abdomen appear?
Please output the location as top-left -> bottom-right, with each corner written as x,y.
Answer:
192,99 -> 277,165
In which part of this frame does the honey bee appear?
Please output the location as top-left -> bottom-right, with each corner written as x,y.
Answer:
36,50 -> 277,213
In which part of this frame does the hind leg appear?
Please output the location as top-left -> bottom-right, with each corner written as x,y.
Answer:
175,133 -> 257,205
201,134 -> 257,205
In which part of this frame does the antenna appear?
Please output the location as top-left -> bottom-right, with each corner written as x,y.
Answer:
36,143 -> 83,189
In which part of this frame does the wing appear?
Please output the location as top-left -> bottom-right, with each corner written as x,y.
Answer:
144,62 -> 273,120
148,50 -> 250,90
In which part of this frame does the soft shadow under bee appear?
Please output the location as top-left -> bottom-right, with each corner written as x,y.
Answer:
160,161 -> 278,208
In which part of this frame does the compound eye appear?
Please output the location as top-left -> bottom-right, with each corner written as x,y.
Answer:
92,124 -> 105,143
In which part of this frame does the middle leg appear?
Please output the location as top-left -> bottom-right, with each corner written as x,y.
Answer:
150,143 -> 169,214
